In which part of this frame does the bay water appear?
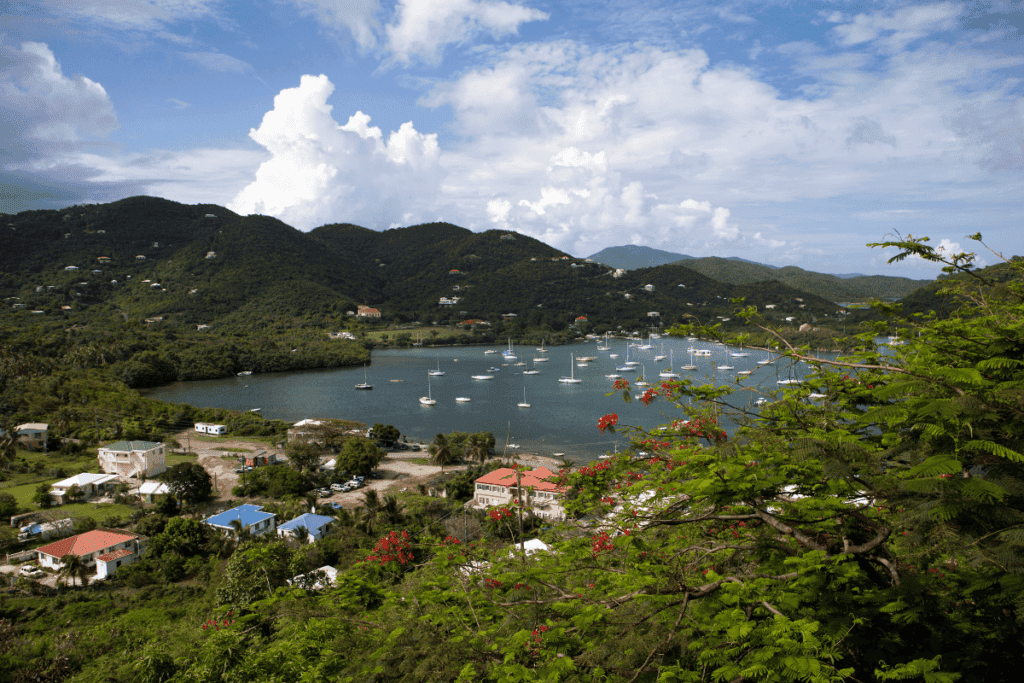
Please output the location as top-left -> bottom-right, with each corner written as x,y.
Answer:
144,338 -> 831,462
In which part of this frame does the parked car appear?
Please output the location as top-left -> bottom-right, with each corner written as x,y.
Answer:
330,483 -> 345,492
410,445 -> 421,452
317,488 -> 331,497
20,566 -> 44,579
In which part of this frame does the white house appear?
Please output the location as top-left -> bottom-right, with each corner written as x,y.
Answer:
472,466 -> 567,520
136,481 -> 171,502
288,565 -> 339,590
35,529 -> 144,580
194,423 -> 227,436
98,441 -> 167,479
49,472 -> 120,505
644,284 -> 655,292
277,513 -> 335,542
203,504 -> 276,537
65,266 -> 79,271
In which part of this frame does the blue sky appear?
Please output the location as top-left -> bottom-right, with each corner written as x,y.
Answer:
2,1 -> 1022,276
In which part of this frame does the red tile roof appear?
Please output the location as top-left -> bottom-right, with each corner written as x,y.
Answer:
475,466 -> 565,493
36,530 -> 136,559
97,548 -> 134,562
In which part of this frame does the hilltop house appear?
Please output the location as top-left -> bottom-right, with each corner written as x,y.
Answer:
35,529 -> 145,580
14,423 -> 48,451
135,481 -> 171,503
203,504 -> 276,537
98,441 -> 167,479
277,513 -> 335,542
49,472 -> 120,505
472,466 -> 567,520
644,284 -> 655,292
357,305 -> 381,318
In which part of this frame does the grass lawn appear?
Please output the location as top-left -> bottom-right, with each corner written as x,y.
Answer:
189,434 -> 281,444
166,454 -> 199,466
3,480 -> 60,508
58,502 -> 137,523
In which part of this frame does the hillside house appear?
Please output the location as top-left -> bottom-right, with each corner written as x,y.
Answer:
277,513 -> 335,542
575,316 -> 588,322
357,305 -> 380,318
194,423 -> 227,436
49,472 -> 120,505
448,269 -> 461,275
204,504 -> 276,538
135,481 -> 171,503
205,251 -> 216,259
64,265 -> 79,271
644,284 -> 655,292
36,529 -> 145,580
98,441 -> 167,479
472,466 -> 567,520
135,255 -> 145,260
14,423 -> 48,450
288,565 -> 339,590
647,311 -> 660,317
97,256 -> 110,262
205,214 -> 217,218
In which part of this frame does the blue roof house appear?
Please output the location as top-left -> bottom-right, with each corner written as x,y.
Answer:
203,504 -> 276,538
277,513 -> 335,543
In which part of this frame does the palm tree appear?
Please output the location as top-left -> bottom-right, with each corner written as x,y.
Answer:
290,525 -> 309,545
362,489 -> 381,534
228,518 -> 251,548
381,494 -> 405,526
58,554 -> 87,587
464,433 -> 490,465
428,433 -> 458,476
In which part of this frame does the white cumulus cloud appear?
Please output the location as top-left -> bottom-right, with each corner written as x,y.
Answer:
228,74 -> 442,230
385,0 -> 549,65
1,41 -> 119,163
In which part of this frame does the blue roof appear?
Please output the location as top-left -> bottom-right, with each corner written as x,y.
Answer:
204,504 -> 275,529
279,513 -> 334,533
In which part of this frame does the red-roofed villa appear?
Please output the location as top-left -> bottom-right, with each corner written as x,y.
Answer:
35,529 -> 145,580
472,466 -> 567,520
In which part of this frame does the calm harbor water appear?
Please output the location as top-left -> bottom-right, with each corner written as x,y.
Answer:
144,338 -> 831,462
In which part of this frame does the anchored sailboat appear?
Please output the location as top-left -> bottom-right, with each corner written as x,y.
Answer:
559,354 -> 583,384
419,375 -> 436,405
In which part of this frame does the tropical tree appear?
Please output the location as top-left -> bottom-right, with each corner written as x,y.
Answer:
361,489 -> 381,534
285,438 -> 322,474
336,437 -> 385,476
164,462 -> 212,507
428,433 -> 457,475
463,432 -> 490,464
380,494 -> 405,526
58,554 -> 89,587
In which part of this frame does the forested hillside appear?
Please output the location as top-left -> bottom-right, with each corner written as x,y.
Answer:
677,256 -> 929,302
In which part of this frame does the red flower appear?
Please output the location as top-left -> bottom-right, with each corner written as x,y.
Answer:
640,389 -> 657,406
597,413 -> 619,433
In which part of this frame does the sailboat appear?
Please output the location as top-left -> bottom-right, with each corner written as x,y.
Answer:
419,375 -> 436,405
680,348 -> 697,371
758,351 -> 773,365
660,350 -> 680,378
502,338 -> 517,360
616,344 -> 637,372
636,366 -> 650,387
355,364 -> 373,390
559,354 -> 583,384
597,333 -> 610,351
428,354 -> 445,376
518,387 -> 530,408
537,339 -> 548,352
654,342 -> 667,362
523,358 -> 540,375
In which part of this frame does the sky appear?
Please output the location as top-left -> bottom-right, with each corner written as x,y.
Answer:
1,0 -> 1022,276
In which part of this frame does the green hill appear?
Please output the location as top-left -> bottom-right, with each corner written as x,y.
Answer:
677,256 -> 929,303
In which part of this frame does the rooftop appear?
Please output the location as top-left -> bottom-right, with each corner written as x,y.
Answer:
101,440 -> 163,452
476,466 -> 565,493
204,504 -> 275,529
279,513 -> 335,533
36,529 -> 137,559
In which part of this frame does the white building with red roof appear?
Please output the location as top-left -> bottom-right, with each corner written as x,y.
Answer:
35,529 -> 145,580
472,466 -> 567,520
